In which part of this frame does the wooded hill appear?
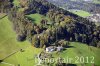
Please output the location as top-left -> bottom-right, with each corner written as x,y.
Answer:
0,0 -> 100,48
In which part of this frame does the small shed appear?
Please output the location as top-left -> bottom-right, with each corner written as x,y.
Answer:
57,46 -> 63,51
46,46 -> 56,52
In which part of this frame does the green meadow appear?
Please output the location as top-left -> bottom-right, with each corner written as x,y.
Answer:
69,10 -> 91,17
26,13 -> 50,24
56,42 -> 100,66
0,16 -> 30,59
0,14 -> 43,66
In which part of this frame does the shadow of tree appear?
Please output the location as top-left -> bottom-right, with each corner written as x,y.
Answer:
66,46 -> 75,48
66,63 -> 77,66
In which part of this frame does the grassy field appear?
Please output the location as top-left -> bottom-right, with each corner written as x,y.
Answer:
26,13 -> 50,24
56,42 -> 100,66
69,10 -> 91,17
0,46 -> 43,66
0,17 -> 39,66
0,16 -> 30,59
0,15 -> 43,66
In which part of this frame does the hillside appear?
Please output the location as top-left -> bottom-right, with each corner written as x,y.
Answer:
0,13 -> 100,66
0,17 -> 99,66
0,15 -> 30,59
0,0 -> 100,66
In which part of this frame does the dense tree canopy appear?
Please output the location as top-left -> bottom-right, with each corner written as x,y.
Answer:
1,0 -> 99,48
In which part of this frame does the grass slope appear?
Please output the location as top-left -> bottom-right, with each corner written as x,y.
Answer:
69,10 -> 91,17
0,16 -> 30,59
58,42 -> 100,66
0,14 -> 43,66
26,13 -> 50,24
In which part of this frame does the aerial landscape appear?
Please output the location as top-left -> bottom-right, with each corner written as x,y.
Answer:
0,0 -> 100,66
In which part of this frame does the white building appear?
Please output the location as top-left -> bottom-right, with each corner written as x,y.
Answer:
46,46 -> 56,52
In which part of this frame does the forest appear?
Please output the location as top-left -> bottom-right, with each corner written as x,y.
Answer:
0,0 -> 100,48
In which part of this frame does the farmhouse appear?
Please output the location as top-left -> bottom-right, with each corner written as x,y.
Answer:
46,46 -> 56,52
46,46 -> 64,52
